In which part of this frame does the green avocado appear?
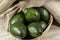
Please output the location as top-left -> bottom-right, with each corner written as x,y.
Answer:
23,8 -> 40,22
39,21 -> 47,30
10,23 -> 26,38
37,7 -> 49,22
28,22 -> 43,37
10,13 -> 24,25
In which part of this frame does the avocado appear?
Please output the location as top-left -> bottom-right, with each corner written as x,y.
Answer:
28,22 -> 43,37
10,23 -> 26,38
37,7 -> 49,22
10,13 -> 24,25
39,21 -> 47,30
23,8 -> 40,22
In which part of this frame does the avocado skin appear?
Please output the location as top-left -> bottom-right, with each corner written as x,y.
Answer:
39,21 -> 47,30
28,22 -> 43,37
23,8 -> 40,22
10,23 -> 26,38
37,7 -> 49,22
10,13 -> 24,25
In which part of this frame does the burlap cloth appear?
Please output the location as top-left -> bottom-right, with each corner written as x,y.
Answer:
0,0 -> 60,40
42,21 -> 60,40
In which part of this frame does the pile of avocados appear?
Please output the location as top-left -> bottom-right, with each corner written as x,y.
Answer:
10,7 -> 50,39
